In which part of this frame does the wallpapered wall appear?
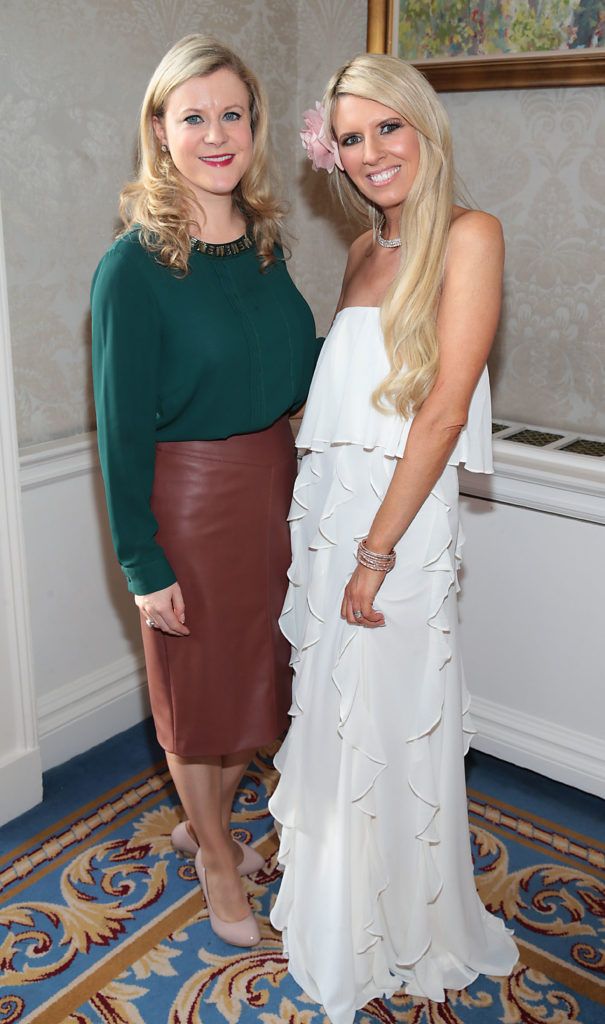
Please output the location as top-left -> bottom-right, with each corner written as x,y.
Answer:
0,0 -> 301,446
291,17 -> 605,438
1,0 -> 603,445
288,0 -> 368,327
442,87 -> 605,436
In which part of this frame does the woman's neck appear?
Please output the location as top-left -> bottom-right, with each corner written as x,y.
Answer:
189,193 -> 247,243
381,209 -> 401,241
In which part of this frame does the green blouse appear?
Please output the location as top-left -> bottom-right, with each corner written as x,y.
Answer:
91,230 -> 319,595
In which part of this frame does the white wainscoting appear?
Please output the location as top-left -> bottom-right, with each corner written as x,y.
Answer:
461,435 -> 605,525
36,652 -> 148,773
469,695 -> 605,797
17,431 -> 605,796
20,433 -> 149,771
458,443 -> 605,798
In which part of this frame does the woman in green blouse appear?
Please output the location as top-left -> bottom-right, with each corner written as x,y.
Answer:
91,35 -> 318,948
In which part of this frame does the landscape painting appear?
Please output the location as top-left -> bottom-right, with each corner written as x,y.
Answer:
397,0 -> 604,61
366,0 -> 605,88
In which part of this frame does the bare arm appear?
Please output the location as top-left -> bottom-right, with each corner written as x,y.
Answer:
342,211 -> 504,627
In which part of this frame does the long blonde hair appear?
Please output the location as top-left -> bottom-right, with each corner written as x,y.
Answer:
120,34 -> 285,272
323,53 -> 454,417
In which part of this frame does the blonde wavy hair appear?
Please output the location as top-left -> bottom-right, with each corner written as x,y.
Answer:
323,53 -> 454,418
120,34 -> 285,272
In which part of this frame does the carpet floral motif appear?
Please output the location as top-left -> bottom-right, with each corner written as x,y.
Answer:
1,746 -> 603,1024
471,823 -> 605,970
0,838 -> 167,985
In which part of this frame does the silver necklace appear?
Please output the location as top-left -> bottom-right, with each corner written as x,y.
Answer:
377,226 -> 401,249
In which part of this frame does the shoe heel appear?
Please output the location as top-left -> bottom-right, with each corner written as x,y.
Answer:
171,820 -> 199,860
233,838 -> 266,877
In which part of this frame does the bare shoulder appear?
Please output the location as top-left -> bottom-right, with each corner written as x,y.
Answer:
346,228 -> 373,268
448,207 -> 503,256
338,229 -> 374,298
350,228 -> 373,253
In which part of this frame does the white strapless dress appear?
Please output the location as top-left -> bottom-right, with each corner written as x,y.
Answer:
269,307 -> 518,1023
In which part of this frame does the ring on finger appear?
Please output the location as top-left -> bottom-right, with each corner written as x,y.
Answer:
145,617 -> 157,628
353,610 -> 363,620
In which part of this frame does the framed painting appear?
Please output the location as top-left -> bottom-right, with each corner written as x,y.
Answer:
367,0 -> 605,90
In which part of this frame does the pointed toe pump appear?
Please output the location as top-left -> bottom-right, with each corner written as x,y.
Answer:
195,850 -> 260,948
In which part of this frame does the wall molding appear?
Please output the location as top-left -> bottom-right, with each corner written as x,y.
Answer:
20,431 -> 98,490
22,429 -> 605,525
470,694 -> 605,799
18,430 -> 605,794
37,652 -> 150,771
34,649 -> 605,795
460,439 -> 605,525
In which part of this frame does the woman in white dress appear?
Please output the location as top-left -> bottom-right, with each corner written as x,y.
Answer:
269,54 -> 519,1022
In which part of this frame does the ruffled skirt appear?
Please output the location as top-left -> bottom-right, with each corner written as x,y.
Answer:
269,443 -> 518,1023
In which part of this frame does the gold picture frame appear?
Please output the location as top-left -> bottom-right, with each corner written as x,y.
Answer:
367,0 -> 605,91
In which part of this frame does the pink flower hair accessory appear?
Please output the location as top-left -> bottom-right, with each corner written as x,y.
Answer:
300,102 -> 343,173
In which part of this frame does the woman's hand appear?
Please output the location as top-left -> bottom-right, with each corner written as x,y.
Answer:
135,583 -> 190,636
341,565 -> 386,628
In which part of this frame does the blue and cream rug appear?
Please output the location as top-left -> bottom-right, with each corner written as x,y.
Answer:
0,720 -> 603,1023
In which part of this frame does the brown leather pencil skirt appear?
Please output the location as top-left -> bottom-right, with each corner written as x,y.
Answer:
140,416 -> 297,757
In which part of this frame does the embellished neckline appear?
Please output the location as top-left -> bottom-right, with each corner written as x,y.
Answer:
189,233 -> 253,257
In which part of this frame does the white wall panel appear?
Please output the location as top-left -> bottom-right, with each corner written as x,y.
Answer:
459,493 -> 605,796
16,432 -> 605,795
20,435 -> 149,770
21,437 -> 140,699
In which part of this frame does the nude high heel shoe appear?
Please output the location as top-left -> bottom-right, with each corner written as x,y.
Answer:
171,821 -> 265,876
171,821 -> 199,858
195,849 -> 260,947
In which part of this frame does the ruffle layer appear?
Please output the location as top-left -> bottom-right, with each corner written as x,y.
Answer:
296,306 -> 493,474
269,442 -> 516,1018
272,445 -> 391,981
396,477 -> 476,974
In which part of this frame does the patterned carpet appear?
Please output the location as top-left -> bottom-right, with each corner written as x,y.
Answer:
0,720 -> 603,1024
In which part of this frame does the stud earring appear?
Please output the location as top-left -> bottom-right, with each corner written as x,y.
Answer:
161,144 -> 168,153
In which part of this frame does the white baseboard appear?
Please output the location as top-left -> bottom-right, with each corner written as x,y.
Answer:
0,746 -> 43,826
470,695 -> 605,798
27,651 -> 605,798
16,432 -> 605,801
37,653 -> 150,771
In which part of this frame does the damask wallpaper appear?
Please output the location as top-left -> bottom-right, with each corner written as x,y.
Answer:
1,0 -> 602,445
287,0 -> 368,331
442,86 -> 605,436
0,0 -> 300,446
291,22 -> 605,438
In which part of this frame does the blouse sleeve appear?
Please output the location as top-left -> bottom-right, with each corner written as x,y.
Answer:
91,244 -> 177,595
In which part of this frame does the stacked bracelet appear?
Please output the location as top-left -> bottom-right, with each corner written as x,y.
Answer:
356,538 -> 396,573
